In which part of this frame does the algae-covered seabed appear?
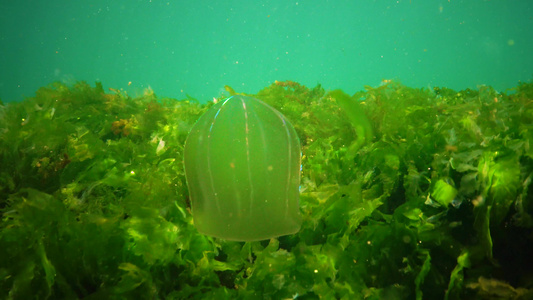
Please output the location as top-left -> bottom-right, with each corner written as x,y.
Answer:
1,80 -> 532,299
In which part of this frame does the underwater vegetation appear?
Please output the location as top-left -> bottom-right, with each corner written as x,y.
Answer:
0,79 -> 532,299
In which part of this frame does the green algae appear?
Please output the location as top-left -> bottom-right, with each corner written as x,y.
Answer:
0,80 -> 532,299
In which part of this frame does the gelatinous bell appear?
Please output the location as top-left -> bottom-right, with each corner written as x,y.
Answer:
184,95 -> 302,241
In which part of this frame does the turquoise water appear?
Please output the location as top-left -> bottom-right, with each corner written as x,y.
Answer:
1,0 -> 532,103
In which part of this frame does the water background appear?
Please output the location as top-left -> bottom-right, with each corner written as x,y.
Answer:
1,0 -> 532,103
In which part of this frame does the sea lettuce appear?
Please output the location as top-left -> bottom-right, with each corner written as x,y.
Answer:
1,80 -> 532,299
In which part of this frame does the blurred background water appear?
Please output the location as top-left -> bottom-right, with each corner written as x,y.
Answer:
1,0 -> 532,103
